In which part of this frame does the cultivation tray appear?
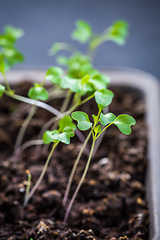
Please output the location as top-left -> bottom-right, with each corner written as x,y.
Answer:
1,68 -> 160,239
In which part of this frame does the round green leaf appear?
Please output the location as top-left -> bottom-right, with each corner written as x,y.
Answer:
51,132 -> 70,144
28,84 -> 49,101
71,20 -> 92,44
5,26 -> 24,40
71,111 -> 92,131
58,115 -> 76,132
45,67 -> 63,84
42,130 -> 54,144
89,73 -> 110,90
60,76 -> 80,93
63,126 -> 75,137
108,20 -> 129,46
95,89 -> 114,109
100,112 -> 116,125
113,114 -> 136,135
3,48 -> 24,66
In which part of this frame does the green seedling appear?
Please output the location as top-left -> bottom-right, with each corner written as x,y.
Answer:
49,19 -> 128,67
23,115 -> 76,206
63,90 -> 136,222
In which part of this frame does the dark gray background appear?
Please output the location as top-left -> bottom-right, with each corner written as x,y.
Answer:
0,0 -> 160,80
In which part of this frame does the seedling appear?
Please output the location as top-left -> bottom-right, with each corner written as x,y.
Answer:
23,115 -> 76,206
64,89 -> 136,222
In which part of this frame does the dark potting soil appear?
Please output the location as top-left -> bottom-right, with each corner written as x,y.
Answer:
0,81 -> 149,240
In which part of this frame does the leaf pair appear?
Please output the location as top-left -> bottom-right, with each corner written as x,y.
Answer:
100,112 -> 136,135
43,130 -> 71,145
72,111 -> 136,135
43,116 -> 76,144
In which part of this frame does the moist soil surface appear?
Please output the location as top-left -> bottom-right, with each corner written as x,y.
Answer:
0,81 -> 149,239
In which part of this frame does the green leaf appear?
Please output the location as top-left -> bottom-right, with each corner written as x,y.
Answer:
3,48 -> 24,66
92,114 -> 98,124
63,126 -> 75,137
0,55 -> 5,74
0,84 -> 5,97
0,35 -> 15,48
108,20 -> 129,45
81,74 -> 90,84
100,112 -> 116,125
45,67 -> 63,84
89,73 -> 110,90
51,132 -> 70,144
60,76 -> 80,93
5,25 -> 24,40
56,55 -> 69,65
42,130 -> 54,144
113,114 -> 136,135
71,111 -> 92,131
94,125 -> 101,135
58,115 -> 76,132
71,20 -> 92,44
28,83 -> 49,101
95,89 -> 114,110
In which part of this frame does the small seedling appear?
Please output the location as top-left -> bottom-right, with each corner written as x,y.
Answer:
23,115 -> 76,206
63,90 -> 136,222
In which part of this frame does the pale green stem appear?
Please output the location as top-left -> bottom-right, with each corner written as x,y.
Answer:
23,141 -> 58,207
96,122 -> 113,140
60,90 -> 72,113
63,130 -> 92,206
93,106 -> 109,156
18,139 -> 43,154
40,76 -> 46,87
79,93 -> 95,106
3,72 -> 11,92
24,170 -> 31,205
49,43 -> 79,55
64,138 -> 96,223
5,91 -> 60,116
14,104 -> 37,154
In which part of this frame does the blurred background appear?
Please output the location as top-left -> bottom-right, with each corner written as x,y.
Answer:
0,0 -> 160,81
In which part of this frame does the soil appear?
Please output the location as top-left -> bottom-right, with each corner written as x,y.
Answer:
0,81 -> 149,240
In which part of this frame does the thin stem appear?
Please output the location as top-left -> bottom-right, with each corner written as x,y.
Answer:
93,106 -> 109,156
3,72 -> 11,92
96,122 -> 113,140
5,91 -> 61,116
63,130 -> 92,206
40,76 -> 46,87
23,141 -> 58,207
14,104 -> 37,153
79,93 -> 95,106
60,90 -> 72,113
24,170 -> 31,205
51,90 -> 72,132
16,139 -> 43,154
64,139 -> 96,223
49,42 -> 79,55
